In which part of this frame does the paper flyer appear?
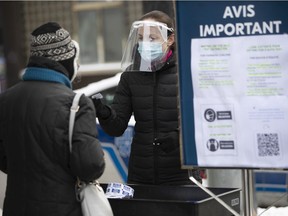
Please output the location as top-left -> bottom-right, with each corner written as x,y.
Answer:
191,34 -> 288,167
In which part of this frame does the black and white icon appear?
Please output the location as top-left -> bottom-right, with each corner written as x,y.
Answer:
204,108 -> 216,122
207,138 -> 219,152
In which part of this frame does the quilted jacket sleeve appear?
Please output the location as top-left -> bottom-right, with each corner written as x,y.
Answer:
69,96 -> 105,182
98,73 -> 133,136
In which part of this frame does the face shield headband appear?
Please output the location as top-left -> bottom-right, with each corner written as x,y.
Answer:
121,20 -> 174,72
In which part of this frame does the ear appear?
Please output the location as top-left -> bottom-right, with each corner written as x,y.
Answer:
167,34 -> 175,46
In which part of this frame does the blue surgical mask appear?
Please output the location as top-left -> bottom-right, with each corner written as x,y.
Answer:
138,42 -> 164,62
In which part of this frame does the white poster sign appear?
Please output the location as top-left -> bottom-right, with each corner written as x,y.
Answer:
191,34 -> 288,168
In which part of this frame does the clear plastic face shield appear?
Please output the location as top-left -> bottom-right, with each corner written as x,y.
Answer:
121,20 -> 174,72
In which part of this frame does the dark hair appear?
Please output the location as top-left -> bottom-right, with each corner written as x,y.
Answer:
139,10 -> 175,50
140,10 -> 174,35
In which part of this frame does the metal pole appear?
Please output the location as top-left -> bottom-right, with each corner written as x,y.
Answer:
242,169 -> 249,216
242,169 -> 257,216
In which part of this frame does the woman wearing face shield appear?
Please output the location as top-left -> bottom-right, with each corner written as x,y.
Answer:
93,10 -> 202,185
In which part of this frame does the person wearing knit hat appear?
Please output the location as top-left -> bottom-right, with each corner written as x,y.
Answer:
0,22 -> 105,216
23,22 -> 80,86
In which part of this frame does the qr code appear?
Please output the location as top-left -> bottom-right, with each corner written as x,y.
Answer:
257,133 -> 280,157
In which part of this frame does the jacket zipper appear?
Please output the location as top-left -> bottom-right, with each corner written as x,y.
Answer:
152,62 -> 171,184
152,71 -> 159,184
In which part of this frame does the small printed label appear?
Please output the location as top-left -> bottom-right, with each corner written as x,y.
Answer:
231,198 -> 240,206
217,111 -> 232,120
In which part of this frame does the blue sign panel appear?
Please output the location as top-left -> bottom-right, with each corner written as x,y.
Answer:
176,1 -> 288,168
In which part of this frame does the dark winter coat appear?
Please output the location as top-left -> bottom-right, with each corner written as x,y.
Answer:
99,54 -> 196,185
0,58 -> 105,216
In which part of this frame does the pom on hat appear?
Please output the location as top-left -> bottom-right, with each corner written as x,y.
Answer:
30,22 -> 79,80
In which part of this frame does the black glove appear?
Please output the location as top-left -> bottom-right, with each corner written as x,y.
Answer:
90,93 -> 111,119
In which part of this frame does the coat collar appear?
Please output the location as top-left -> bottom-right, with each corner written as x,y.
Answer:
22,67 -> 72,89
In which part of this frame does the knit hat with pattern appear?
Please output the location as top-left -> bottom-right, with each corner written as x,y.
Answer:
30,22 -> 79,81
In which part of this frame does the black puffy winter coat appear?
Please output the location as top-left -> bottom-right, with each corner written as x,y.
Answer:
0,60 -> 105,216
99,54 -> 196,185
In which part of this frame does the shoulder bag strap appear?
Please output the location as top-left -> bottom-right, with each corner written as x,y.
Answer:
69,93 -> 83,153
